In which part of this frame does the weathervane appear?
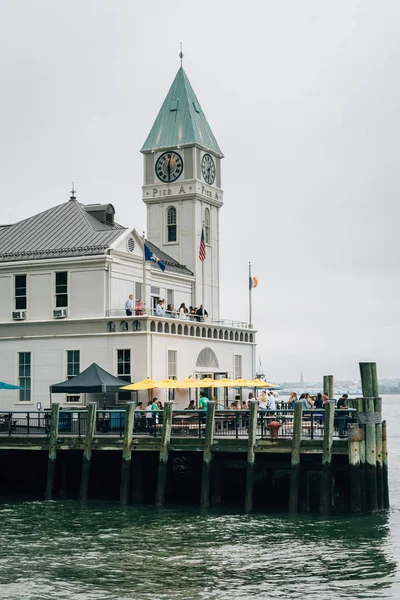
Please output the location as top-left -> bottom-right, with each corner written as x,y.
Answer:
70,182 -> 76,201
179,42 -> 183,67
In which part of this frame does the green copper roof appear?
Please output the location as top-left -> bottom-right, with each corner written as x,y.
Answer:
141,67 -> 223,157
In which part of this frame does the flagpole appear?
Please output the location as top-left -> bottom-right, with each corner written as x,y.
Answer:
249,261 -> 252,328
142,231 -> 146,313
202,222 -> 205,308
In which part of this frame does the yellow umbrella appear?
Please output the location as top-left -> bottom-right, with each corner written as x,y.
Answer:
230,378 -> 253,388
196,377 -> 216,388
156,378 -> 182,389
175,377 -> 204,389
210,377 -> 237,388
121,378 -> 159,391
248,379 -> 279,388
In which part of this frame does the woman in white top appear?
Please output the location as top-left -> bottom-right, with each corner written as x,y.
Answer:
258,391 -> 268,409
178,302 -> 188,320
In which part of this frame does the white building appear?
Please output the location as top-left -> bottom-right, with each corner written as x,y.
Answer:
0,66 -> 256,410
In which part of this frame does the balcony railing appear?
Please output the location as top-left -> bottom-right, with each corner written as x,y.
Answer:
105,308 -> 249,329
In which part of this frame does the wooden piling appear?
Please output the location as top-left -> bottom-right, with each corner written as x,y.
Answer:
374,396 -> 384,510
347,424 -> 363,513
200,401 -> 216,509
319,400 -> 335,515
288,401 -> 303,514
120,403 -> 135,505
356,397 -> 367,512
244,400 -> 259,513
323,375 -> 334,399
45,403 -> 60,500
155,401 -> 173,507
359,362 -> 379,512
79,403 -> 97,501
382,420 -> 390,509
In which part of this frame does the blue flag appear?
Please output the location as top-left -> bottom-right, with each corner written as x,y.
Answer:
144,244 -> 166,271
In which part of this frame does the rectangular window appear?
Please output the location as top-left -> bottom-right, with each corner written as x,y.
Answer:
167,289 -> 174,306
67,350 -> 80,379
15,274 -> 27,310
117,349 -> 131,402
55,272 -> 68,308
151,286 -> 160,295
66,395 -> 81,403
167,350 -> 177,401
18,352 -> 31,402
135,282 -> 142,303
234,355 -> 242,379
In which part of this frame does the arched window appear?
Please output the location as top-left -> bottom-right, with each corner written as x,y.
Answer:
167,206 -> 177,242
204,207 -> 210,244
196,347 -> 219,369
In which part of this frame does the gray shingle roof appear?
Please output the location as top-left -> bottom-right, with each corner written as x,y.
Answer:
0,200 -> 125,262
0,200 -> 194,277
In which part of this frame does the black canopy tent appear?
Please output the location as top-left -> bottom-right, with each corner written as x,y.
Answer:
50,363 -> 131,408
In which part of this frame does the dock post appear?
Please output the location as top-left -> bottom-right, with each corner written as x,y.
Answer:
120,403 -> 135,505
374,396 -> 384,509
356,397 -> 367,512
155,401 -> 173,507
289,401 -> 303,514
79,403 -> 97,501
319,400 -> 335,515
382,420 -> 390,509
323,375 -> 334,399
347,423 -> 363,513
200,401 -> 216,509
245,400 -> 259,513
359,362 -> 378,512
45,403 -> 60,500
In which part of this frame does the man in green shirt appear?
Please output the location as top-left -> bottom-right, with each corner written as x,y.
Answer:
199,392 -> 209,411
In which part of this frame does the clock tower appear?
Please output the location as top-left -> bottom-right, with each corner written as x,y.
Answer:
141,66 -> 223,318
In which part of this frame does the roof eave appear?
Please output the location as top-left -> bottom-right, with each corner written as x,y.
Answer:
140,142 -> 224,159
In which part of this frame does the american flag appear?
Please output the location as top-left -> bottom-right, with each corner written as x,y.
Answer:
199,226 -> 206,262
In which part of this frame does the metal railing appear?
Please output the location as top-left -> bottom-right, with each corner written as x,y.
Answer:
0,411 -> 51,437
0,408 -> 357,439
105,308 -> 249,329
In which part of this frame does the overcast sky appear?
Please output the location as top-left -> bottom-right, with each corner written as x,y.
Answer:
1,0 -> 399,382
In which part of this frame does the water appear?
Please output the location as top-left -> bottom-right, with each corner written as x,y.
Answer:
0,396 -> 399,600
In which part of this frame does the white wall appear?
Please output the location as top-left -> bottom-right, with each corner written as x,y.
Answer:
70,269 -> 105,318
0,276 -> 12,321
0,330 -> 254,411
29,273 -> 52,320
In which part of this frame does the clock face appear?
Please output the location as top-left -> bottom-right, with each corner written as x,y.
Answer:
155,151 -> 183,183
201,153 -> 216,185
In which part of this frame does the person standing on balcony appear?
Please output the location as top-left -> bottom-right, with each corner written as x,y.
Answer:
155,299 -> 165,316
178,303 -> 188,319
196,305 -> 208,322
135,299 -> 144,315
125,294 -> 134,316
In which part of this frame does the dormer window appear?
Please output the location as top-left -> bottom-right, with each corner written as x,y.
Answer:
167,206 -> 177,242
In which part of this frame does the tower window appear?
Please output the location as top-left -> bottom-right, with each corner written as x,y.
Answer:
167,206 -> 177,242
204,208 -> 210,245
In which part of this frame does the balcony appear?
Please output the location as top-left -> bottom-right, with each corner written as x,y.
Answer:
104,309 -> 255,343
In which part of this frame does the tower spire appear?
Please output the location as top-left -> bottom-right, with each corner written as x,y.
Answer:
179,42 -> 183,67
